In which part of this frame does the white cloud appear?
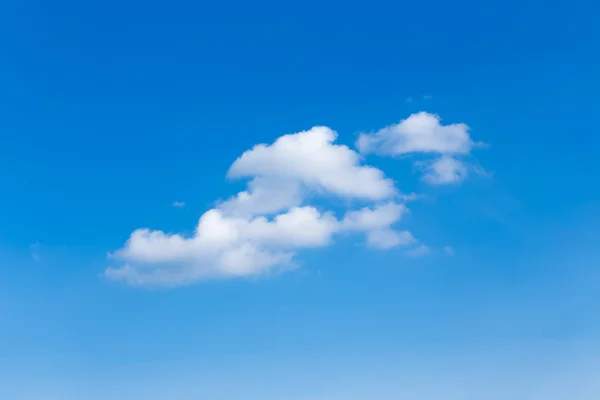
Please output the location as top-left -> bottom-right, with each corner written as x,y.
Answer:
228,126 -> 396,203
107,113 -> 482,286
172,201 -> 185,208
106,206 -> 341,286
106,203 -> 413,286
107,126 -> 413,287
357,112 -> 486,185
357,112 -> 474,156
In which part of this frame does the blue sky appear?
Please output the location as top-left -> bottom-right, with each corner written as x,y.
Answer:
1,0 -> 599,398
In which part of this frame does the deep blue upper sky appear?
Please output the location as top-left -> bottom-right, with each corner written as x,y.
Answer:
1,0 -> 599,398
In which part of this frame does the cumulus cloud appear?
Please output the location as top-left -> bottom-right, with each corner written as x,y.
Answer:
107,126 -> 415,287
106,202 -> 417,286
357,112 -> 485,184
106,206 -> 340,286
107,113 -> 484,287
357,112 -> 473,156
229,126 -> 396,203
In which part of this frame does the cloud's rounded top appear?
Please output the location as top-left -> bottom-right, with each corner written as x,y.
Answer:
357,112 -> 474,156
228,126 -> 396,201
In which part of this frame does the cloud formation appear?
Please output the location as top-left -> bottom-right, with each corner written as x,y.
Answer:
107,126 -> 417,286
357,112 -> 485,184
106,113 -> 482,286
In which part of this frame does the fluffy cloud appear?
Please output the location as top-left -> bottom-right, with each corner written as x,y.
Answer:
357,112 -> 473,156
106,206 -> 339,286
228,126 -> 396,207
357,112 -> 485,184
107,126 -> 415,287
107,113 -> 483,286
106,201 -> 415,286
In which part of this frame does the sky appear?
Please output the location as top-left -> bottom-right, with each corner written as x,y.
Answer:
0,0 -> 599,398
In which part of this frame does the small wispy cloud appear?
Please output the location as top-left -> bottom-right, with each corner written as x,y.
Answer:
172,201 -> 186,208
406,95 -> 432,102
399,192 -> 423,202
408,245 -> 430,257
443,246 -> 455,255
30,242 -> 40,261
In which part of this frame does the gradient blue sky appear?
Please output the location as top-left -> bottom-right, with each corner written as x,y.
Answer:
1,0 -> 600,398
